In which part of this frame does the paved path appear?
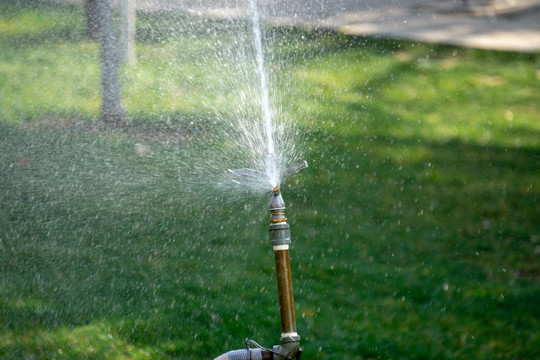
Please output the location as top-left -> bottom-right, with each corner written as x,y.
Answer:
318,0 -> 540,52
138,0 -> 540,52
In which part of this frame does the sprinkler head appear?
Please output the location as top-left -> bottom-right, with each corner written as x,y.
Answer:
270,185 -> 285,212
269,186 -> 290,247
267,160 -> 307,247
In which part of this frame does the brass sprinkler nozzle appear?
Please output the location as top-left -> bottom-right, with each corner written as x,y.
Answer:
269,187 -> 290,247
270,187 -> 287,224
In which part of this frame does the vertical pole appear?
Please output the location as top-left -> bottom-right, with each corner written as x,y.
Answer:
97,0 -> 127,124
274,247 -> 297,336
269,187 -> 301,359
120,0 -> 136,66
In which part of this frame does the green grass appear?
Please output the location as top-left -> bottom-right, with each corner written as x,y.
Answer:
1,2 -> 540,359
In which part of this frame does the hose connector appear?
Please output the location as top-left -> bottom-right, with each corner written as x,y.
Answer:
272,340 -> 302,360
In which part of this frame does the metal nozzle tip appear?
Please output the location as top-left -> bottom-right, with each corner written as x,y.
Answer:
269,186 -> 285,211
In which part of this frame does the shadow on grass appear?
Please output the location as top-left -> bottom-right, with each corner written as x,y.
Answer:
292,132 -> 540,359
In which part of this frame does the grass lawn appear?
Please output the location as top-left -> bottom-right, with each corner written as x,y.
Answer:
1,2 -> 540,359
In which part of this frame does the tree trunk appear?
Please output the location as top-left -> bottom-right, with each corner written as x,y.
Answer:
97,0 -> 127,125
84,0 -> 99,40
119,0 -> 137,66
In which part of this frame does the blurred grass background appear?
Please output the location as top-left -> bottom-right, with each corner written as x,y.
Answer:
1,1 -> 539,359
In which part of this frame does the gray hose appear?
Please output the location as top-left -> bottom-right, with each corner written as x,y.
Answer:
213,348 -> 263,360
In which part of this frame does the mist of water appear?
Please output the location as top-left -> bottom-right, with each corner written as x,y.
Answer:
1,0 -> 312,237
177,1 -> 307,195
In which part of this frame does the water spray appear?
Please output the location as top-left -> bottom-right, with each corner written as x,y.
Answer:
215,160 -> 307,360
214,0 -> 308,357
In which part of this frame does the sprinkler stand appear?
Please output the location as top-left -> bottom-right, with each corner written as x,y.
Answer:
269,186 -> 301,359
215,162 -> 307,360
